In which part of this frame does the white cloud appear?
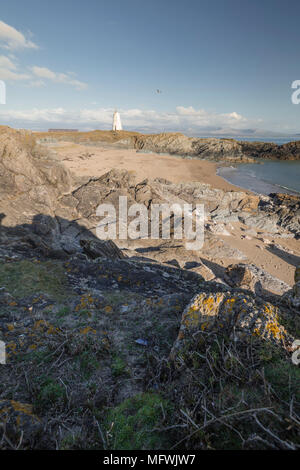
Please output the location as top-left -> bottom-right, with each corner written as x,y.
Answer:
175,106 -> 246,127
31,66 -> 88,90
0,20 -> 38,50
0,56 -> 87,89
0,22 -> 87,90
0,54 -> 30,80
31,66 -> 56,80
0,105 -> 260,135
28,79 -> 46,88
0,55 -> 16,70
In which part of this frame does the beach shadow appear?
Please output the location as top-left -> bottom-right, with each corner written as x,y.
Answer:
200,258 -> 226,278
266,243 -> 300,268
0,212 -> 292,304
0,212 -> 98,259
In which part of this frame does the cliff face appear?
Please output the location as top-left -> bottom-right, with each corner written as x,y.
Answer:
134,133 -> 250,161
240,140 -> 300,160
35,129 -> 300,161
135,133 -> 300,161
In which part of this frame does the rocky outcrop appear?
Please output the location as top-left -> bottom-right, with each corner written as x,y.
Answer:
169,290 -> 295,366
36,128 -> 300,162
136,134 -> 300,161
241,140 -> 300,160
134,133 -> 250,162
0,127 -> 71,229
80,239 -> 126,260
224,263 -> 255,290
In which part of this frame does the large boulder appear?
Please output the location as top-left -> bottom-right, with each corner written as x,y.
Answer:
80,238 -> 126,260
224,263 -> 255,290
170,290 -> 295,365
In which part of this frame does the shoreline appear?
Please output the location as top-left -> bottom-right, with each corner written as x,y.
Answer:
43,139 -> 300,197
45,141 -> 252,194
217,161 -> 300,196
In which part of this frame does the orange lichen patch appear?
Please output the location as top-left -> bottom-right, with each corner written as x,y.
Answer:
46,324 -> 59,335
223,297 -> 237,319
6,323 -> 14,331
6,342 -> 17,352
80,326 -> 96,335
201,322 -> 209,331
8,301 -> 17,307
75,293 -> 94,311
259,304 -> 287,342
33,319 -> 47,330
33,319 -> 59,335
104,305 -> 113,314
10,401 -> 34,416
0,400 -> 40,429
0,407 -> 11,421
183,309 -> 200,328
180,293 -> 223,331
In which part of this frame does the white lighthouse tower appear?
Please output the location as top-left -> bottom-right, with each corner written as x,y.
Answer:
112,110 -> 122,131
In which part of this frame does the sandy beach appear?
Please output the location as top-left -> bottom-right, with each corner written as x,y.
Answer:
44,140 -> 300,289
48,141 -> 247,192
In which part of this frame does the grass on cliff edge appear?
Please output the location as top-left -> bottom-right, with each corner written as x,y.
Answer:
103,392 -> 173,450
0,259 -> 71,301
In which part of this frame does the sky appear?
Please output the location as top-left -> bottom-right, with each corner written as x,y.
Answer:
0,0 -> 300,137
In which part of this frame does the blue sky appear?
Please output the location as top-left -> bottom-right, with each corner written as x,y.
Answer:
0,0 -> 300,136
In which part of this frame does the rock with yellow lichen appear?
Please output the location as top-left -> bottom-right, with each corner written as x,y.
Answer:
169,290 -> 295,364
0,400 -> 41,449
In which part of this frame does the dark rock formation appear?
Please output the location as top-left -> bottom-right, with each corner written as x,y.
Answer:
35,128 -> 300,162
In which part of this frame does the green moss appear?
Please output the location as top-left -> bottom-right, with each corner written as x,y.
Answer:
79,351 -> 100,379
0,259 -> 71,300
264,359 -> 300,402
111,356 -> 128,377
105,392 -> 172,450
279,309 -> 300,339
35,376 -> 66,410
56,306 -> 71,318
20,348 -> 52,365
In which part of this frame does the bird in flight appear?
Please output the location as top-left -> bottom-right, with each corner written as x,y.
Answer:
156,89 -> 162,94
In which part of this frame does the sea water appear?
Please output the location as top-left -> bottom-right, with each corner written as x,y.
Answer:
218,160 -> 300,195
